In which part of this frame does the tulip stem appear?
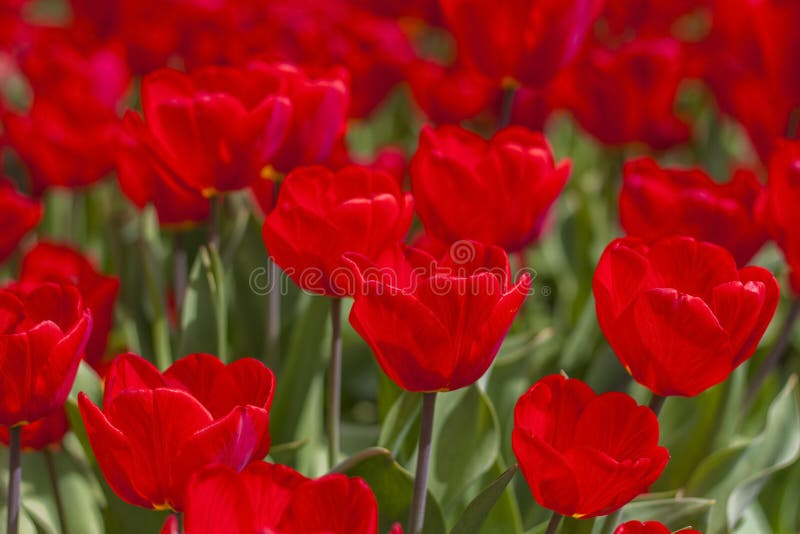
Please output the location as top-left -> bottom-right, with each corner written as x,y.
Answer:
327,297 -> 343,468
545,512 -> 562,534
648,394 -> 666,417
408,392 -> 437,534
175,512 -> 183,533
208,196 -> 220,250
6,426 -> 21,534
745,298 -> 800,408
173,233 -> 187,323
44,450 -> 68,534
265,258 -> 281,370
499,86 -> 517,129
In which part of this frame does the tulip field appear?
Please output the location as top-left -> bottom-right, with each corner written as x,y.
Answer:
2,1 -> 800,533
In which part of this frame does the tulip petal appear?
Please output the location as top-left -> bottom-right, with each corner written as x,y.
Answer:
279,475 -> 378,534
184,464 -> 255,534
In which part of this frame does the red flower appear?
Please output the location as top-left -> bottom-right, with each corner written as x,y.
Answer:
0,283 -> 92,427
438,0 -> 600,86
78,353 -> 275,511
550,39 -> 690,149
116,111 -> 211,227
593,236 -> 779,397
0,409 -> 69,451
0,178 -> 41,263
614,521 -> 701,534
764,140 -> 800,293
129,65 -> 292,197
2,34 -> 129,193
405,59 -> 499,124
19,242 -> 120,375
411,125 -> 570,252
346,242 -> 531,392
183,462 -> 378,534
620,157 -> 768,266
512,375 -> 669,518
263,165 -> 414,296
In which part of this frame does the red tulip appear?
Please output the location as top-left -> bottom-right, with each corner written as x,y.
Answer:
614,521 -> 701,534
593,236 -> 779,397
130,65 -> 292,197
263,165 -> 414,296
438,0 -> 600,86
116,111 -> 211,227
0,179 -> 41,263
20,242 -> 120,375
763,140 -> 800,293
0,283 -> 92,426
78,353 -> 275,511
405,59 -> 499,124
512,375 -> 669,518
620,157 -> 768,266
550,38 -> 690,149
346,241 -> 531,392
183,462 -> 378,533
411,125 -> 570,252
0,409 -> 69,451
599,0 -> 710,40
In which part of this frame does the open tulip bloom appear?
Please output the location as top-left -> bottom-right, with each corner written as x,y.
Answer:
79,353 -> 275,511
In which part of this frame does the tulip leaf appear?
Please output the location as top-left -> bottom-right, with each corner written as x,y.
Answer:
340,447 -> 446,534
203,244 -> 229,361
269,295 -> 330,445
450,464 -> 517,534
685,375 -> 800,534
179,246 -> 219,359
430,385 -> 501,510
378,391 -> 421,465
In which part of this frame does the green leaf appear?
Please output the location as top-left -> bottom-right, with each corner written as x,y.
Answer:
378,391 -> 421,466
685,376 -> 800,533
430,386 -> 500,509
269,295 -> 330,445
451,464 -> 517,534
179,246 -> 222,360
340,447 -> 446,534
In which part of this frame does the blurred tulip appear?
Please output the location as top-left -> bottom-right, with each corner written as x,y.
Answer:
79,353 -> 274,510
0,283 -> 92,426
19,242 -> 119,375
551,39 -> 690,149
438,0 -> 600,86
614,521 -> 701,534
763,140 -> 800,293
346,241 -> 531,392
411,125 -> 569,252
0,409 -> 69,451
0,179 -> 41,263
620,157 -> 768,266
513,375 -> 669,518
183,462 -> 378,534
593,236 -> 779,396
263,165 -> 414,296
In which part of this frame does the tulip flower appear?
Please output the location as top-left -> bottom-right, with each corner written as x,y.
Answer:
410,125 -> 569,252
0,283 -> 92,426
614,521 -> 701,534
593,236 -> 779,397
550,39 -> 690,150
763,140 -> 800,293
620,158 -> 768,266
20,243 -> 120,375
182,462 -> 378,534
78,353 -> 275,511
0,179 -> 42,263
438,0 -> 599,86
513,375 -> 669,518
346,241 -> 531,392
263,165 -> 414,297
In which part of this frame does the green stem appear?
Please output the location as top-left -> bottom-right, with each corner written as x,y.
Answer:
327,298 -> 343,468
408,392 -> 437,534
545,512 -> 562,534
6,426 -> 21,534
648,393 -> 666,417
498,86 -> 517,129
44,450 -> 68,534
265,258 -> 281,370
